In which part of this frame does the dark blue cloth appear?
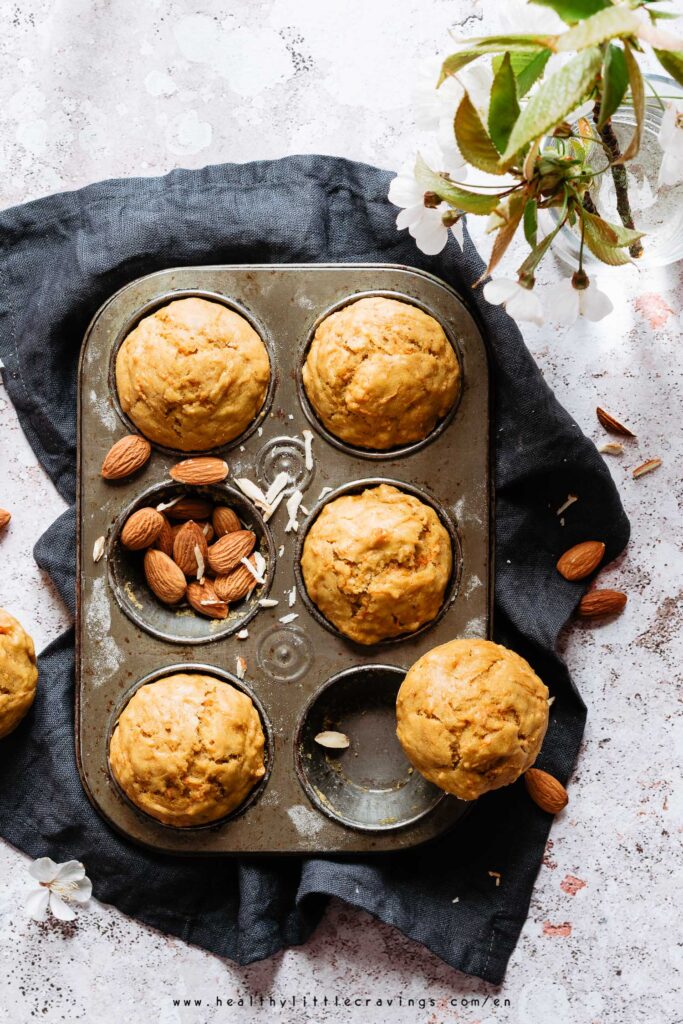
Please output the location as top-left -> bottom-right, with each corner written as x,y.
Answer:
0,156 -> 629,982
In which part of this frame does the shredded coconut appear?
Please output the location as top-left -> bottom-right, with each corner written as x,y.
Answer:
265,471 -> 290,506
241,555 -> 265,585
279,613 -> 299,624
302,429 -> 314,471
285,489 -> 303,533
258,598 -> 279,608
236,656 -> 246,679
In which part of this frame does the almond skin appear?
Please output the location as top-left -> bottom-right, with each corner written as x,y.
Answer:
154,514 -> 174,557
120,507 -> 164,550
101,435 -> 151,480
186,579 -> 228,619
596,406 -> 635,437
172,521 -> 209,577
0,508 -> 10,530
170,457 -> 229,485
165,496 -> 213,521
556,541 -> 605,581
143,549 -> 186,604
212,506 -> 241,537
577,589 -> 627,618
207,530 -> 256,575
525,769 -> 568,814
214,556 -> 258,602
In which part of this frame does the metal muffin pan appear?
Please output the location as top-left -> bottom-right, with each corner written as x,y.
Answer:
76,263 -> 492,855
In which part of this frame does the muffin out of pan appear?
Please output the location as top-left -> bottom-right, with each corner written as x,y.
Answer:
115,297 -> 270,451
108,672 -> 266,827
302,295 -> 461,450
300,483 -> 452,645
396,639 -> 550,800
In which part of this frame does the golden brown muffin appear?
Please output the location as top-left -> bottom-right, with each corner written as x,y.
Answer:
396,639 -> 549,801
302,296 -> 460,449
115,297 -> 270,451
300,484 -> 452,645
0,609 -> 38,739
109,673 -> 266,827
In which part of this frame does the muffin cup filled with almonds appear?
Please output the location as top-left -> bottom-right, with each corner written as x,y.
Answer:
108,480 -> 275,645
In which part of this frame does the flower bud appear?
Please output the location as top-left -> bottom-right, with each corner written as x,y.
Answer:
571,270 -> 590,291
423,191 -> 440,209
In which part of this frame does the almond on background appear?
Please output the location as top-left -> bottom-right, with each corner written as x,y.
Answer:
525,769 -> 568,814
143,549 -> 187,605
173,521 -> 209,577
165,496 -> 213,521
154,513 -> 174,557
208,530 -> 256,575
556,540 -> 605,581
186,579 -> 228,619
214,556 -> 258,603
212,506 -> 241,536
578,589 -> 627,618
120,507 -> 164,550
170,457 -> 229,485
101,435 -> 151,480
0,508 -> 10,530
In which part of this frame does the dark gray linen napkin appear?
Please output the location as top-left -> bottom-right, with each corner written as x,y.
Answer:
0,155 -> 629,982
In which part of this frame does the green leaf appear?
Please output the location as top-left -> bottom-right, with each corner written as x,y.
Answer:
502,47 -> 602,160
619,45 -> 645,162
654,48 -> 683,87
439,50 -> 485,84
581,215 -> 633,264
523,198 -> 538,247
463,34 -> 556,50
518,216 -> 566,279
455,93 -> 507,173
514,49 -> 553,96
477,192 -> 528,283
581,209 -> 645,246
488,54 -> 521,153
598,43 -> 629,128
529,0 -> 609,24
554,6 -> 641,52
414,155 -> 504,214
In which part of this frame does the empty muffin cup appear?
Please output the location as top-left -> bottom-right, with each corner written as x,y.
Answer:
108,664 -> 273,829
107,481 -> 275,644
109,290 -> 276,455
294,665 -> 447,832
298,291 -> 462,459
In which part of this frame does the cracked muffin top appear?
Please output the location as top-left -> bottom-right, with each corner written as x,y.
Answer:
0,608 -> 38,740
115,297 -> 270,451
302,296 -> 461,450
396,639 -> 549,801
108,672 -> 266,827
300,483 -> 452,645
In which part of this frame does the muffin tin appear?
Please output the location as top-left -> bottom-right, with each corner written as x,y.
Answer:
76,264 -> 492,854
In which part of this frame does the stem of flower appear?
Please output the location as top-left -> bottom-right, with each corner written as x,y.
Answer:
578,216 -> 586,274
592,100 -> 643,259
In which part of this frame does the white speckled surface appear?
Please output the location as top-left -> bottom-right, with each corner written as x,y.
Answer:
0,2 -> 681,1021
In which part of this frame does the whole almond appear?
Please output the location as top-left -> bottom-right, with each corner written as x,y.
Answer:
556,540 -> 605,581
212,506 -> 241,536
120,507 -> 164,550
207,530 -> 256,574
214,556 -> 258,603
143,549 -> 186,604
186,579 -> 228,619
173,521 -> 209,577
170,457 -> 229,485
154,514 -> 174,557
101,435 -> 151,480
525,769 -> 568,814
165,496 -> 213,521
0,508 -> 11,530
577,589 -> 627,618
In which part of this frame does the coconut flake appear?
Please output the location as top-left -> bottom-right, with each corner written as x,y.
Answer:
234,477 -> 268,504
237,628 -> 249,640
315,731 -> 350,750
258,598 -> 279,608
556,494 -> 578,517
194,544 -> 206,583
278,545 -> 285,557
302,429 -> 314,471
156,495 -> 183,512
265,471 -> 290,506
236,656 -> 246,680
285,489 -> 303,533
279,612 -> 299,624
93,536 -> 106,563
253,550 -> 267,578
262,490 -> 285,522
288,586 -> 297,608
318,486 -> 333,501
240,556 -> 266,585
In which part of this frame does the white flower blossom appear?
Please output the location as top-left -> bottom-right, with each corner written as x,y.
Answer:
388,144 -> 467,255
25,857 -> 92,922
658,100 -> 683,187
482,278 -> 545,325
550,276 -> 613,324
